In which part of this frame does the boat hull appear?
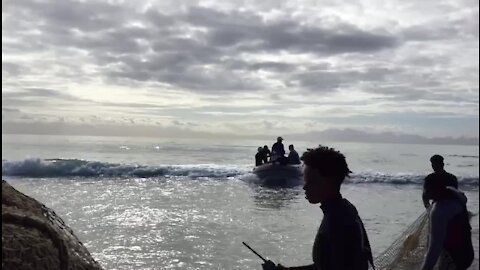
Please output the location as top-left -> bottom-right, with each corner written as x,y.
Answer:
252,163 -> 303,186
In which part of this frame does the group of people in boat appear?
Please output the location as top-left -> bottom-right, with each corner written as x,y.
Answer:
255,137 -> 301,166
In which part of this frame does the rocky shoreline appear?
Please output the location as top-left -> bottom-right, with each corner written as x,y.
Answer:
2,180 -> 103,270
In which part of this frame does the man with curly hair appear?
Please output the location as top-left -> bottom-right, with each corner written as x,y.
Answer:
268,145 -> 375,270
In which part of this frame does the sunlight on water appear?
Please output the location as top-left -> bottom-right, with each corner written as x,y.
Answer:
2,135 -> 479,269
5,177 -> 479,270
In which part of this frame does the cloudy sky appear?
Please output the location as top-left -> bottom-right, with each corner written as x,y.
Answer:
2,0 -> 479,140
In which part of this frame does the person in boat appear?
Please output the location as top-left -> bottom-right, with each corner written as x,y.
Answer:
271,137 -> 286,162
422,154 -> 459,208
262,145 -> 271,164
270,146 -> 374,270
421,175 -> 473,270
287,144 -> 301,165
255,147 -> 264,166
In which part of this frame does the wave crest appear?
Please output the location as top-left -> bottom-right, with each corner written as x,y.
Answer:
2,158 -> 246,179
348,172 -> 478,186
2,158 -> 478,187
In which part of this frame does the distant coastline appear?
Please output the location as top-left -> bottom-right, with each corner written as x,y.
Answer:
2,122 -> 478,146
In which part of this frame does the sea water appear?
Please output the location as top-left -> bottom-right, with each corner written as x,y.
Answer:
2,134 -> 479,270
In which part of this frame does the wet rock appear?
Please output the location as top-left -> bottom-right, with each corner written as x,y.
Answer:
2,180 -> 103,270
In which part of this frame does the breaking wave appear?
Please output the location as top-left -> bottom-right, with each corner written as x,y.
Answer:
2,158 -> 247,179
2,158 -> 478,187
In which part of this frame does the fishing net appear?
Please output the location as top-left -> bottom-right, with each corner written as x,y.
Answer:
372,206 -> 478,270
372,210 -> 430,270
2,180 -> 103,270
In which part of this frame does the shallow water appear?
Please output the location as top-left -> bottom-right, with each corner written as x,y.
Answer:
6,178 -> 478,270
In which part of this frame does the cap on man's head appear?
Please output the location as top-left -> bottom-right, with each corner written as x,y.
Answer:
277,136 -> 283,141
430,154 -> 444,163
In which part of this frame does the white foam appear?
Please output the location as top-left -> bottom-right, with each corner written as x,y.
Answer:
2,158 -> 478,187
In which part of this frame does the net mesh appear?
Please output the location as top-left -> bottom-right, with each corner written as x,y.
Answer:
2,180 -> 103,270
372,210 -> 430,270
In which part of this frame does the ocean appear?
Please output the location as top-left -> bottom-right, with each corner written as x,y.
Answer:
2,134 -> 479,270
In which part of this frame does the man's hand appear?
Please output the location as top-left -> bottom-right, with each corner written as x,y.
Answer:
262,260 -> 277,270
423,201 -> 430,209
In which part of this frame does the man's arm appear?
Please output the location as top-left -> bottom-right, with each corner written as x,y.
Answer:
287,265 -> 316,270
422,189 -> 430,208
452,174 -> 458,189
422,175 -> 431,208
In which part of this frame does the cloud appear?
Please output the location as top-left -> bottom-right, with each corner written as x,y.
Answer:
2,62 -> 30,76
288,68 -> 392,92
2,108 -> 21,113
401,6 -> 478,42
2,1 -> 399,93
2,88 -> 88,109
1,120 -> 252,140
1,0 -> 478,139
287,128 -> 479,145
185,6 -> 399,53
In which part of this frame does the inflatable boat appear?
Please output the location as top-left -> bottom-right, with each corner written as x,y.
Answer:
252,163 -> 303,186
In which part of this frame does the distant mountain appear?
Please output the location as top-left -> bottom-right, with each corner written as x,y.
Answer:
2,121 -> 478,145
287,128 -> 479,146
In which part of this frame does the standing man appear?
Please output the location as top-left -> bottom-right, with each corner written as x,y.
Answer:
271,137 -> 286,162
423,155 -> 459,208
270,146 -> 374,270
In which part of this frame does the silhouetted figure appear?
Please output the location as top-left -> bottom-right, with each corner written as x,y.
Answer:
287,144 -> 301,164
421,178 -> 473,270
255,147 -> 264,166
422,155 -> 459,208
262,145 -> 271,164
272,146 -> 374,270
271,137 -> 285,162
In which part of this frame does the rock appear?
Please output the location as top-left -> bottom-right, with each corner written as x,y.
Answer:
2,180 -> 103,270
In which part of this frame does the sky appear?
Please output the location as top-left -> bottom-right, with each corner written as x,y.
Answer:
2,0 -> 479,142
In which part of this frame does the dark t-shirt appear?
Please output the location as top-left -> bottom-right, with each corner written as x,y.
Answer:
288,150 -> 301,164
312,198 -> 374,270
289,198 -> 374,270
422,170 -> 459,207
272,142 -> 285,156
424,170 -> 458,189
